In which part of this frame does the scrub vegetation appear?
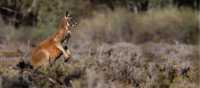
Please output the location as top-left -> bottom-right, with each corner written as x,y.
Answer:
0,0 -> 199,88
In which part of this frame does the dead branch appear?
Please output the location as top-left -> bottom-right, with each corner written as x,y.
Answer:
0,50 -> 22,57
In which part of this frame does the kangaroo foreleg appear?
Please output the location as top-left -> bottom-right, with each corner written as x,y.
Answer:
55,42 -> 71,60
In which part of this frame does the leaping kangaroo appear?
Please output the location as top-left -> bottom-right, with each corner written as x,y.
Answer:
30,11 -> 72,69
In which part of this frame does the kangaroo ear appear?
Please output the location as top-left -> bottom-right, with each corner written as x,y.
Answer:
66,11 -> 69,17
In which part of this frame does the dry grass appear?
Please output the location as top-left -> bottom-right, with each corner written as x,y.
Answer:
0,7 -> 199,88
72,42 -> 199,88
73,8 -> 198,45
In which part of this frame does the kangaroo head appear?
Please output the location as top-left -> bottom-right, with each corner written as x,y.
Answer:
58,11 -> 71,31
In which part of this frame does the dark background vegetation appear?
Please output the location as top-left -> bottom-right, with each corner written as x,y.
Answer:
0,0 -> 199,88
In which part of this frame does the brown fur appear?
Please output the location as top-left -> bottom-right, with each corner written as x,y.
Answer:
31,14 -> 71,69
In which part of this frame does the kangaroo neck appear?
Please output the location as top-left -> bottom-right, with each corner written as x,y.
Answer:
52,28 -> 66,42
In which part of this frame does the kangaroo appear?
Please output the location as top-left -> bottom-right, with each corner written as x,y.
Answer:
30,11 -> 72,69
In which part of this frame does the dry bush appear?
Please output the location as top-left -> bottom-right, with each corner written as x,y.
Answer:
0,19 -> 34,43
62,8 -> 199,88
73,8 -> 198,45
0,7 -> 199,88
0,41 -> 198,88
49,42 -> 197,88
84,42 -> 198,88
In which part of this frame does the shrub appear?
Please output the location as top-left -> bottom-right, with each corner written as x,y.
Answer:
74,8 -> 198,45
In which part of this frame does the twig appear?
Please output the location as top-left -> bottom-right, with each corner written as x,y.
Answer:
0,7 -> 18,14
30,70 -> 63,85
27,0 -> 37,13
